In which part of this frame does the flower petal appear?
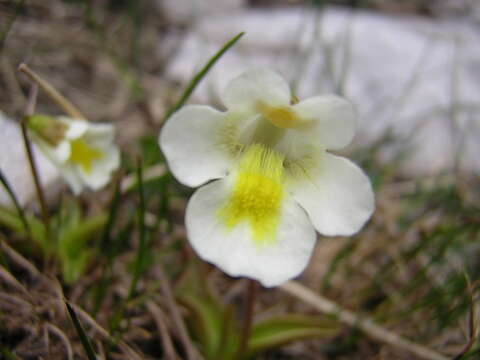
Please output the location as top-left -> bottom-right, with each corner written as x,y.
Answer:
78,145 -> 120,190
35,138 -> 71,164
58,164 -> 84,195
84,122 -> 115,145
290,153 -> 374,237
293,95 -> 356,150
186,179 -> 317,287
159,105 -> 232,187
223,68 -> 291,114
58,117 -> 89,139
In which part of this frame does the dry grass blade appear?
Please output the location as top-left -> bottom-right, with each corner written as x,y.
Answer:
46,323 -> 74,360
0,292 -> 32,310
0,266 -> 30,295
17,63 -> 86,120
0,238 -> 41,279
453,277 -> 478,360
146,301 -> 178,360
280,281 -> 449,360
68,302 -> 143,360
155,266 -> 201,360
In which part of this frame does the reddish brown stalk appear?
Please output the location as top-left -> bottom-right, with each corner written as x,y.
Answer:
20,85 -> 52,245
236,279 -> 258,360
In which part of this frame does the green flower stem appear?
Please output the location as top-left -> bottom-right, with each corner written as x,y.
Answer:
18,63 -> 86,120
236,279 -> 259,360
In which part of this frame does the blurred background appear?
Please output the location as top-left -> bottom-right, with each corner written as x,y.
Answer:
0,0 -> 479,359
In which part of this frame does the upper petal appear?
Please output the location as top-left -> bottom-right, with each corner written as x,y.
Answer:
290,153 -> 374,237
186,179 -> 317,287
223,68 -> 291,114
58,117 -> 89,139
159,105 -> 232,187
293,95 -> 356,150
84,122 -> 116,145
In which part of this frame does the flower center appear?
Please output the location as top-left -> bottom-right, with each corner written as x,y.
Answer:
69,139 -> 103,173
218,144 -> 285,246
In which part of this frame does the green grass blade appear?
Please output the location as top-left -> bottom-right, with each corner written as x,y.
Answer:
321,237 -> 356,291
107,162 -> 147,345
128,159 -> 147,299
100,174 -> 123,254
0,167 -> 30,235
65,302 -> 97,360
110,159 -> 147,344
93,174 -> 123,315
101,219 -> 135,343
163,31 -> 245,121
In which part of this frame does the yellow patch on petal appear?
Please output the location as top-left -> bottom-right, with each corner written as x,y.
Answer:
218,144 -> 285,245
69,139 -> 103,173
258,102 -> 301,129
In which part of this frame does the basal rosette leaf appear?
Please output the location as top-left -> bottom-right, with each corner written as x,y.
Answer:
247,314 -> 341,357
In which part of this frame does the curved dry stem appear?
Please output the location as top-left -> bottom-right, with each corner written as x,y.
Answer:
280,281 -> 449,360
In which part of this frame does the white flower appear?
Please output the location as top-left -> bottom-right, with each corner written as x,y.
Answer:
160,68 -> 374,287
28,115 -> 120,195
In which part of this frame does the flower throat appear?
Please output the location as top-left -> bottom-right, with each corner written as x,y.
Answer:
218,144 -> 285,246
